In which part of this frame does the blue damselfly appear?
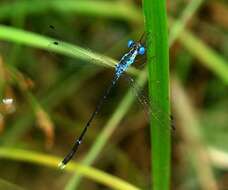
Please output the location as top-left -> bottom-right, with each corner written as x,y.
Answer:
52,34 -> 146,169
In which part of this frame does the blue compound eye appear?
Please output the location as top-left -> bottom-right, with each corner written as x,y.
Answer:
127,40 -> 134,48
138,46 -> 145,55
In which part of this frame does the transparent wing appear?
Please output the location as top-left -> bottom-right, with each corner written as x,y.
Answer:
44,25 -> 116,67
46,25 -> 141,76
47,39 -> 117,68
124,74 -> 175,131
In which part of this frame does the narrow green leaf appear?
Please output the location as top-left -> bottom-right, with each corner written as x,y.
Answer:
0,0 -> 142,23
143,1 -> 171,190
169,0 -> 205,45
0,24 -> 139,76
178,29 -> 228,84
0,148 -> 140,190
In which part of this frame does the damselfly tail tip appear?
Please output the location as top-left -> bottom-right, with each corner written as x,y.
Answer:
58,161 -> 66,170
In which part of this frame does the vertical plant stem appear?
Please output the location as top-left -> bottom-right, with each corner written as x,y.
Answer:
143,0 -> 171,190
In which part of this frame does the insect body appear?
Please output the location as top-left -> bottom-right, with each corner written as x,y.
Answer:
115,41 -> 145,78
58,38 -> 145,169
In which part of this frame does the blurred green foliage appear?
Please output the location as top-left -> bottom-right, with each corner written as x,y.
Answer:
0,0 -> 227,190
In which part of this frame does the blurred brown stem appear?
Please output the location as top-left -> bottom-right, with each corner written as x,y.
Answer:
171,76 -> 218,190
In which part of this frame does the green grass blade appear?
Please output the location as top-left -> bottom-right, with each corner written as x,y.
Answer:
169,0 -> 205,45
0,178 -> 24,190
178,28 -> 228,84
0,148 -> 140,190
143,0 -> 171,190
0,25 -> 116,67
0,0 -> 142,23
0,24 -> 139,76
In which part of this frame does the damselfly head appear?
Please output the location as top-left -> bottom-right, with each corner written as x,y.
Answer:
128,39 -> 145,55
138,46 -> 145,55
127,40 -> 134,48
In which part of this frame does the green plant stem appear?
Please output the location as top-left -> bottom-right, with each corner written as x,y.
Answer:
0,148 -> 140,190
143,0 -> 171,190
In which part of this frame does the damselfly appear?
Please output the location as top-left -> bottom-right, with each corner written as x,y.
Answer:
54,34 -> 146,169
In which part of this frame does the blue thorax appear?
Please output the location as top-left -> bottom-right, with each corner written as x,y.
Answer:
115,49 -> 138,78
115,40 -> 145,78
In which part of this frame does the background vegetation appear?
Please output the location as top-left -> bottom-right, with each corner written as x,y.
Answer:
0,0 -> 227,190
